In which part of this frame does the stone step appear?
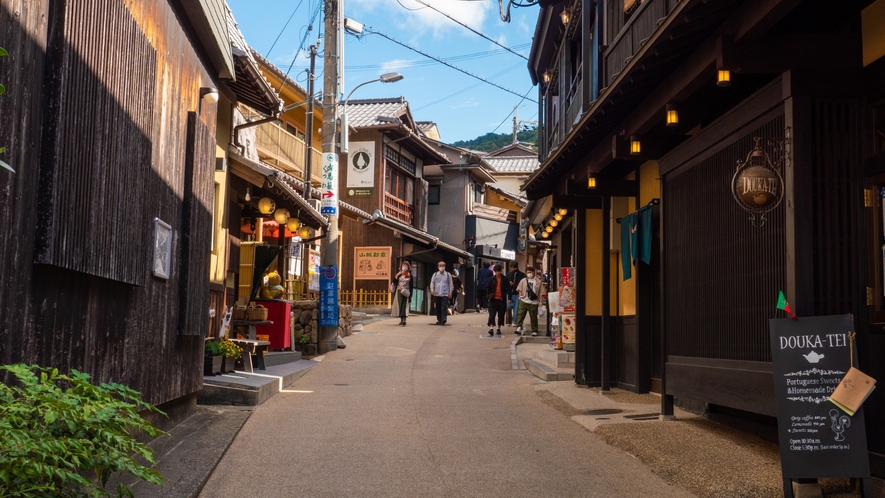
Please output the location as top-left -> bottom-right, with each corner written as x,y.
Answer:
263,351 -> 302,367
519,335 -> 551,344
198,360 -> 317,406
536,349 -> 575,368
524,358 -> 575,382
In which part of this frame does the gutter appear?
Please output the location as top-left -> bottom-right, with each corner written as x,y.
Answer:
233,115 -> 280,151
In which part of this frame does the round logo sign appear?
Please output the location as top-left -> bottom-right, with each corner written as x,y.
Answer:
352,152 -> 370,171
735,165 -> 779,209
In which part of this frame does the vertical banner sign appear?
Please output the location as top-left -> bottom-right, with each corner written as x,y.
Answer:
354,246 -> 392,280
559,267 -> 576,312
769,315 -> 870,484
319,266 -> 339,327
308,249 -> 321,292
347,141 -> 375,198
321,152 -> 338,215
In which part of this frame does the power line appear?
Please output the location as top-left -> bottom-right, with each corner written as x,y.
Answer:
409,0 -> 527,60
265,1 -> 304,58
414,62 -> 523,111
366,29 -> 537,103
279,1 -> 325,96
346,43 -> 531,72
491,85 -> 535,133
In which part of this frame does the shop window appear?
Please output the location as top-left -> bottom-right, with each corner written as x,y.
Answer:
286,123 -> 298,136
428,185 -> 441,205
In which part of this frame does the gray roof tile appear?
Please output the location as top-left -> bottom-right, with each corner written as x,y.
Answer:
483,156 -> 540,174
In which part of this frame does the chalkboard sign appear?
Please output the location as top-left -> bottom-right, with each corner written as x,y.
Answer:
319,266 -> 339,327
769,314 -> 870,484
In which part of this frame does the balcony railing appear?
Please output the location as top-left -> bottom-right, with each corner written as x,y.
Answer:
473,203 -> 516,223
604,0 -> 676,86
255,124 -> 323,185
384,193 -> 414,225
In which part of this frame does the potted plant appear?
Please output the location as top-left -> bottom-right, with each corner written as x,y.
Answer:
204,339 -> 223,375
218,339 -> 243,373
296,335 -> 315,356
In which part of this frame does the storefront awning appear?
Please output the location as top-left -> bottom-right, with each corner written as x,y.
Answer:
229,150 -> 327,230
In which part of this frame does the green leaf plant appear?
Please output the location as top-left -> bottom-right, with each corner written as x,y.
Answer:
0,46 -> 13,173
0,364 -> 167,497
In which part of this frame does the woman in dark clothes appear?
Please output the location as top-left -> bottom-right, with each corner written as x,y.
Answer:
391,260 -> 413,326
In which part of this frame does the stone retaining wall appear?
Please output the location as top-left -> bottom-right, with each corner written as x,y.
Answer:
291,301 -> 353,349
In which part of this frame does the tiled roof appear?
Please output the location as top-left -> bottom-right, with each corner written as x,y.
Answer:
486,142 -> 537,157
345,97 -> 409,128
482,155 -> 540,174
416,121 -> 436,131
226,8 -> 282,115
250,49 -> 311,99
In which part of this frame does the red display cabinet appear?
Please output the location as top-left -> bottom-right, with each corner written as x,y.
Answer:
254,300 -> 291,350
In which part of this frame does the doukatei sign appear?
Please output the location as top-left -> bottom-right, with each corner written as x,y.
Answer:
768,314 -> 870,495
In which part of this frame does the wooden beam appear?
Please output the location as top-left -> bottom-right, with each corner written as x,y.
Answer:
552,193 -> 603,210
611,135 -> 688,161
719,34 -> 863,73
567,179 -> 638,198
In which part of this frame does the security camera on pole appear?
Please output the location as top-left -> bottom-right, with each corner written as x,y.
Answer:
317,0 -> 341,355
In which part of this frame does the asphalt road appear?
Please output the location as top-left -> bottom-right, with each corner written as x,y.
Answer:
199,313 -> 695,498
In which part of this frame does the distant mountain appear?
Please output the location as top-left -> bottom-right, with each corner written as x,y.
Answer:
451,128 -> 538,153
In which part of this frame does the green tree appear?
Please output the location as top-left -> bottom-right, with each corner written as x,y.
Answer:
451,128 -> 538,153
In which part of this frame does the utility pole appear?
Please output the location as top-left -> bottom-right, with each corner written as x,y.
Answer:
318,0 -> 340,354
301,43 -> 318,296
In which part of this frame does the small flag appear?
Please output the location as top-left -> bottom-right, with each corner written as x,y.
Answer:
777,291 -> 797,319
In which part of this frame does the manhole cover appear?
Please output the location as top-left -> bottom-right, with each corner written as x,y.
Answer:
582,408 -> 623,416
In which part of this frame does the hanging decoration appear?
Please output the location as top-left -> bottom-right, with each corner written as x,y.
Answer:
731,131 -> 789,227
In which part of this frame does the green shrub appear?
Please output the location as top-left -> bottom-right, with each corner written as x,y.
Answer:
0,364 -> 166,497
204,340 -> 224,357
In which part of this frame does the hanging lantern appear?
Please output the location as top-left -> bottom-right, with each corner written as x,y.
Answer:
630,135 -> 641,155
258,197 -> 275,215
558,208 -> 568,216
717,69 -> 731,87
287,218 -> 301,232
298,227 -> 311,239
550,219 -> 558,228
541,231 -> 549,239
666,103 -> 678,127
554,213 -> 563,221
273,208 -> 289,225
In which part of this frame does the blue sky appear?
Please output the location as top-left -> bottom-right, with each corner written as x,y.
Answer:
228,0 -> 540,143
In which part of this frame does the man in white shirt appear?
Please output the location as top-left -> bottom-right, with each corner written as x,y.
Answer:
430,261 -> 454,325
515,267 -> 546,336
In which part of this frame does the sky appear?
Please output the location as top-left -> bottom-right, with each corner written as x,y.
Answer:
227,0 -> 540,143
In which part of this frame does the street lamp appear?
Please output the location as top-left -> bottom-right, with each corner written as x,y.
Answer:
340,72 -> 404,153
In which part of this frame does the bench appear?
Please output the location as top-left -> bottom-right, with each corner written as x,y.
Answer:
228,339 -> 271,373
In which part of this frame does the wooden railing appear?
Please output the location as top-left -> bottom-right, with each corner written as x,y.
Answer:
340,289 -> 391,308
604,0 -> 672,86
473,203 -> 512,223
255,124 -> 323,184
384,193 -> 414,225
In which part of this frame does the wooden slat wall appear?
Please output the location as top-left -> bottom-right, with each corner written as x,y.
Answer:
1,0 -> 218,407
34,0 -> 156,285
178,112 -> 216,335
339,216 -> 401,297
663,114 -> 787,362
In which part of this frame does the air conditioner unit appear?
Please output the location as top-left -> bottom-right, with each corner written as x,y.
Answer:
308,199 -> 321,213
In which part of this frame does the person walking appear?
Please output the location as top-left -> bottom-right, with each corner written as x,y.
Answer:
475,262 -> 493,312
515,267 -> 546,336
391,260 -> 413,326
505,261 -> 526,330
430,261 -> 454,325
450,271 -> 462,315
485,264 -> 510,337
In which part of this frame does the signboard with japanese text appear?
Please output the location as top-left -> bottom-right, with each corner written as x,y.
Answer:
321,152 -> 338,215
347,141 -> 375,198
559,267 -> 576,312
354,246 -> 391,280
308,249 -> 321,292
319,266 -> 339,327
769,315 -> 870,482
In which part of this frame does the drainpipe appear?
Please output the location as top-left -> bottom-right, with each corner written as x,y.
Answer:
233,115 -> 281,151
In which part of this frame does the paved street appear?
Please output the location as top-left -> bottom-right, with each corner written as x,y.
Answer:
199,313 -> 695,497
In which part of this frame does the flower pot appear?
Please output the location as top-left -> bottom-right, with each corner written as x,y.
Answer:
221,355 -> 238,373
204,356 -> 222,376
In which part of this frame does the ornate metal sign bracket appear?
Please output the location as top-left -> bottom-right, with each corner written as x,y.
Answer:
731,128 -> 790,227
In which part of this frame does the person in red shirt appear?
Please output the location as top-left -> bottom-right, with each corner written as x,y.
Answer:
484,264 -> 511,337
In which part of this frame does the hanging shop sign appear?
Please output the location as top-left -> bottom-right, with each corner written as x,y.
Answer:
559,267 -> 576,312
319,266 -> 339,327
347,141 -> 375,198
354,246 -> 392,280
308,249 -> 321,292
731,136 -> 787,227
321,152 -> 339,215
768,314 -> 871,492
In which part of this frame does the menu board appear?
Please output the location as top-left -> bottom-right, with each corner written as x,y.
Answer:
768,315 -> 870,480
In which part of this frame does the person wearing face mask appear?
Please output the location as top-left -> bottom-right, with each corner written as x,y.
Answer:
485,264 -> 511,336
391,260 -> 413,326
430,261 -> 454,325
515,266 -> 546,336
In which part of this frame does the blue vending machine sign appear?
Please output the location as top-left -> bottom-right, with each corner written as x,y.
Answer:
319,266 -> 339,327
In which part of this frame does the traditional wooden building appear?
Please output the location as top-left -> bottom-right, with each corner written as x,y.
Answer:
525,0 -> 885,474
0,0 -> 238,425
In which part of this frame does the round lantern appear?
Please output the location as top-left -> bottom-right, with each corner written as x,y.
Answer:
298,227 -> 311,239
258,197 -> 275,215
286,218 -> 301,232
273,208 -> 289,224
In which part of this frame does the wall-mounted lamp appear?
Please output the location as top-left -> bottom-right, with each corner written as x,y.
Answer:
630,135 -> 641,155
560,8 -> 571,25
558,208 -> 568,216
666,103 -> 679,127
717,69 -> 731,87
200,87 -> 219,104
550,219 -> 558,228
554,212 -> 563,221
273,208 -> 290,225
541,231 -> 550,239
587,174 -> 597,189
258,197 -> 275,215
245,186 -> 251,202
543,71 -> 551,84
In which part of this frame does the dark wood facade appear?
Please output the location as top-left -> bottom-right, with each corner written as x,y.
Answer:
0,0 -> 224,411
526,0 -> 885,474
